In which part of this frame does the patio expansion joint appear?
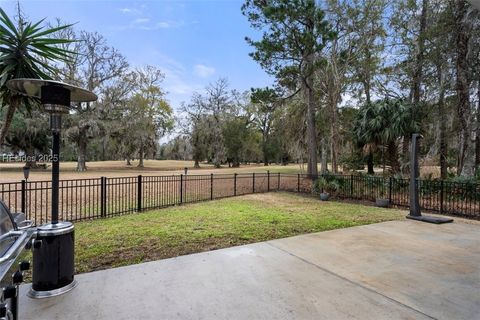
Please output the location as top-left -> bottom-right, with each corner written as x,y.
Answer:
265,241 -> 437,320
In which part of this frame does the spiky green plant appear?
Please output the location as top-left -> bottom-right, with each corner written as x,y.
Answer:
0,8 -> 74,145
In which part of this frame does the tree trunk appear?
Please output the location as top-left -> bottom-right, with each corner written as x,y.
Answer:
326,64 -> 340,174
102,137 -> 107,161
262,131 -> 269,166
462,135 -> 476,176
303,12 -> 318,178
454,0 -> 474,176
364,78 -> 371,105
25,146 -> 38,169
363,46 -> 372,105
304,76 -> 318,177
361,45 -> 375,176
326,66 -> 342,173
437,66 -> 448,180
367,152 -> 374,174
138,140 -> 144,168
402,136 -> 410,173
405,0 -> 428,172
194,159 -> 200,168
475,81 -> 480,172
410,0 -> 428,105
329,95 -> 339,173
126,157 -> 132,166
367,151 -> 375,174
211,115 -> 224,169
320,137 -> 328,174
387,141 -> 400,173
232,158 -> 240,168
76,133 -> 88,172
0,96 -> 21,147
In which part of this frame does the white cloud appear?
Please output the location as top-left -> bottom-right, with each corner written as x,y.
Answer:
193,64 -> 215,78
119,7 -> 142,15
132,18 -> 150,24
115,4 -> 187,31
155,21 -> 172,28
113,19 -> 184,31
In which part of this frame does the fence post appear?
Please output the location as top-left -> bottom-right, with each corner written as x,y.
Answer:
21,180 -> 26,214
253,173 -> 255,193
234,173 -> 237,196
210,174 -> 213,200
350,175 -> 354,198
297,174 -> 300,193
180,174 -> 183,204
137,175 -> 142,212
277,173 -> 280,190
101,177 -> 106,218
267,171 -> 270,192
389,176 -> 393,204
440,180 -> 444,214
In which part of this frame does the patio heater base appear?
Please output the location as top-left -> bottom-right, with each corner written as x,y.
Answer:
29,221 -> 76,299
406,215 -> 453,224
28,280 -> 77,299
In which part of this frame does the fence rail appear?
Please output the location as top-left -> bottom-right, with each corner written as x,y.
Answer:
0,173 -> 479,224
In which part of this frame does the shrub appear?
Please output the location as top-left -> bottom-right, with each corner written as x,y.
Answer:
312,174 -> 347,195
340,153 -> 365,171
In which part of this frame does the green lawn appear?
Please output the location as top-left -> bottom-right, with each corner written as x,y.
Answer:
74,192 -> 405,273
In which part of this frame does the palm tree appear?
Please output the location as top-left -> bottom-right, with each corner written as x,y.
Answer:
0,8 -> 73,146
353,99 -> 420,174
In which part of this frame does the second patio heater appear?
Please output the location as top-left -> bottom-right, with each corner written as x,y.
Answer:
6,79 -> 97,298
406,133 -> 453,224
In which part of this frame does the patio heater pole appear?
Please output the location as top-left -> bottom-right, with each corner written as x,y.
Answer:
406,133 -> 453,224
50,112 -> 63,224
6,79 -> 97,298
409,134 -> 421,217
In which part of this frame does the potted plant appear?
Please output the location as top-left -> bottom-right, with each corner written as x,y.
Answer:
375,180 -> 390,207
313,176 -> 339,201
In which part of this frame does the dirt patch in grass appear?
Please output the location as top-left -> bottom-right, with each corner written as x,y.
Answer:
74,192 -> 406,273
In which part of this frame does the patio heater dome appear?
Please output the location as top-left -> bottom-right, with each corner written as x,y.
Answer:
6,78 -> 97,299
6,78 -> 97,114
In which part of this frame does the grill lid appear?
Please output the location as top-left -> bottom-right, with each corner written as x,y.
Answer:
0,202 -> 15,237
0,201 -> 35,284
0,201 -> 17,258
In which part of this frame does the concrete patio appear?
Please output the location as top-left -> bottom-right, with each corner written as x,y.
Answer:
20,219 -> 480,320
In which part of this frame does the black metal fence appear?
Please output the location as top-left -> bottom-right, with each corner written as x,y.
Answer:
0,173 -> 479,224
307,174 -> 480,220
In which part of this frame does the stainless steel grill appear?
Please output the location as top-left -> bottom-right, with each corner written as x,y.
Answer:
0,200 -> 35,320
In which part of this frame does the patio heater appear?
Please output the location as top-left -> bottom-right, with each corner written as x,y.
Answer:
6,79 -> 97,298
406,133 -> 453,224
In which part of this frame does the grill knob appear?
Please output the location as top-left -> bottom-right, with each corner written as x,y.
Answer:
12,271 -> 23,285
19,261 -> 30,271
0,303 -> 6,317
2,287 -> 15,299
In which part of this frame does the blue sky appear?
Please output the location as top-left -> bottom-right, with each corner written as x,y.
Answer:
1,0 -> 274,110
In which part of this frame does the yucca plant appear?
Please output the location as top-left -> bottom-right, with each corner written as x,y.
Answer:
0,8 -> 74,145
